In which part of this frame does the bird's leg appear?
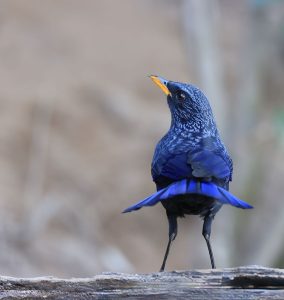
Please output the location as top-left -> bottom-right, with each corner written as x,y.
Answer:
160,214 -> 177,272
202,215 -> 216,269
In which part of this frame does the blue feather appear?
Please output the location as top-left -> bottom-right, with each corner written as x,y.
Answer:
123,179 -> 253,213
122,188 -> 166,213
217,187 -> 253,209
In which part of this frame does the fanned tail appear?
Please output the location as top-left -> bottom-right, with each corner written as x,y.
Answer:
123,179 -> 253,213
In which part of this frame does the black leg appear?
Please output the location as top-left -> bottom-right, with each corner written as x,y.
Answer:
160,214 -> 177,272
202,215 -> 216,269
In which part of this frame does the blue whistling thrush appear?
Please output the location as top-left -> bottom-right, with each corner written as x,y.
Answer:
123,76 -> 253,271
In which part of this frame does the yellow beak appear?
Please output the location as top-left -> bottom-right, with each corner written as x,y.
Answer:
150,75 -> 171,96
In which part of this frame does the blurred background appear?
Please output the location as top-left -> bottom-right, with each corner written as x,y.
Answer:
0,0 -> 283,277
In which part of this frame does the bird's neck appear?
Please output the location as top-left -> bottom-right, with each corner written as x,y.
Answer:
169,116 -> 218,140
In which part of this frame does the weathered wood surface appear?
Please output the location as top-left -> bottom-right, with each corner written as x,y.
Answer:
0,266 -> 283,299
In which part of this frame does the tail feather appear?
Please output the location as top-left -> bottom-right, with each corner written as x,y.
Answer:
161,179 -> 187,199
123,179 -> 253,213
217,187 -> 253,209
122,188 -> 166,213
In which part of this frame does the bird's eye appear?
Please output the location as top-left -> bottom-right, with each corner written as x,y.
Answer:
176,91 -> 186,101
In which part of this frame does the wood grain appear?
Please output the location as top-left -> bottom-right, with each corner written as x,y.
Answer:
0,266 -> 283,299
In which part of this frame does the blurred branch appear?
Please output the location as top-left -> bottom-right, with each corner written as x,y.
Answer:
237,1 -> 284,267
21,97 -> 54,241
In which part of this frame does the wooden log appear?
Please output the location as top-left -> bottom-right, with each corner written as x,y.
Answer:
0,266 -> 283,299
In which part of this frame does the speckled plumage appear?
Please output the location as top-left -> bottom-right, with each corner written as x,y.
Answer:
123,76 -> 252,271
152,81 -> 233,191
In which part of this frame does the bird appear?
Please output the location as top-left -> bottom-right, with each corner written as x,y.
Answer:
123,75 -> 253,272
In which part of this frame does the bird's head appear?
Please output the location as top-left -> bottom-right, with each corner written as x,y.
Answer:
150,75 -> 214,128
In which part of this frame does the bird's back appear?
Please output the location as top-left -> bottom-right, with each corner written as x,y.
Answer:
151,125 -> 233,217
152,126 -> 232,186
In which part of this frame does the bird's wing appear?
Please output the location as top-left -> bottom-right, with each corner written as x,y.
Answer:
152,151 -> 192,181
187,147 -> 233,181
152,135 -> 233,183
